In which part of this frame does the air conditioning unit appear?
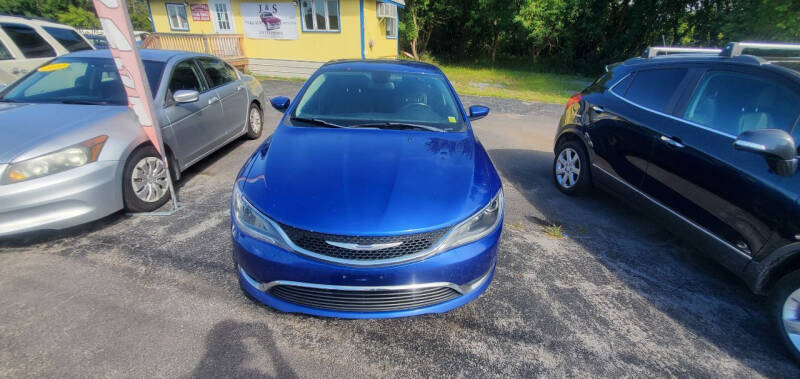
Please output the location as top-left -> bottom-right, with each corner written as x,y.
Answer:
377,2 -> 398,19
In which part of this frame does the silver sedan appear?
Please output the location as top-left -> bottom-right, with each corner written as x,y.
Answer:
0,49 -> 266,237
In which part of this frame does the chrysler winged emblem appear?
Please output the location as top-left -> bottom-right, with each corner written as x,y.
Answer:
324,241 -> 403,251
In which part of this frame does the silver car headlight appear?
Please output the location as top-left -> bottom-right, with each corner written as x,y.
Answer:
2,135 -> 107,184
438,189 -> 503,251
232,184 -> 292,250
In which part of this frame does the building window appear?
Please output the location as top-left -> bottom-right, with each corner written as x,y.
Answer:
211,0 -> 234,33
377,2 -> 398,38
166,3 -> 189,31
301,0 -> 340,32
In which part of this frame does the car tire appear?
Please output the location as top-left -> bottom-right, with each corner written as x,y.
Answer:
553,140 -> 591,196
771,270 -> 800,363
122,145 -> 172,212
245,102 -> 263,140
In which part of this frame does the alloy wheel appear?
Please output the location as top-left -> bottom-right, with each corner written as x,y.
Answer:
783,288 -> 800,352
250,107 -> 262,134
131,157 -> 168,202
555,147 -> 581,189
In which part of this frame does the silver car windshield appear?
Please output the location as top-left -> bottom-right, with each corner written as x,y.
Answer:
0,57 -> 164,105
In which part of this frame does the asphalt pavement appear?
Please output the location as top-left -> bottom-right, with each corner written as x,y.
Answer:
0,79 -> 798,377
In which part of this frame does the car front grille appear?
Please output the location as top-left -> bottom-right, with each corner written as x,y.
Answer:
269,285 -> 461,312
277,223 -> 448,261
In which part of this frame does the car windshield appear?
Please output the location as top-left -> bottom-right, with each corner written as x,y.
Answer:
292,69 -> 465,132
0,57 -> 165,105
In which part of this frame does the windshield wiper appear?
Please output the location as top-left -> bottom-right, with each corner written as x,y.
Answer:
60,100 -> 110,105
290,117 -> 350,129
0,98 -> 16,103
350,122 -> 445,132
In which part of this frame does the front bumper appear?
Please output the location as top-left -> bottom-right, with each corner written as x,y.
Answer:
233,221 -> 501,319
0,161 -> 122,237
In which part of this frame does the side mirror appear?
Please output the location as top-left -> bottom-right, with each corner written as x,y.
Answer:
270,96 -> 290,113
173,89 -> 199,103
468,105 -> 490,121
734,128 -> 797,176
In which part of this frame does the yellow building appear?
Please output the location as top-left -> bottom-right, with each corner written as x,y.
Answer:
145,0 -> 404,77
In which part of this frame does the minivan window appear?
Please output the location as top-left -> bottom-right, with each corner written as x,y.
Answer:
42,26 -> 92,52
684,71 -> 800,136
0,39 -> 12,60
0,23 -> 56,58
621,69 -> 687,113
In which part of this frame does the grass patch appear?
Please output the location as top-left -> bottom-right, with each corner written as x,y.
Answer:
543,224 -> 565,239
435,62 -> 592,104
254,74 -> 307,83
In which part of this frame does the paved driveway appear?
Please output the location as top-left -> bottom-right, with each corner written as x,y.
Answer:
0,80 -> 798,377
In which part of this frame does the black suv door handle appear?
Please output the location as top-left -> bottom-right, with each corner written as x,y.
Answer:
660,135 -> 685,148
591,106 -> 605,114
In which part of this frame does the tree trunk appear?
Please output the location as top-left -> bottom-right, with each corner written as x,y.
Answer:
411,11 -> 419,60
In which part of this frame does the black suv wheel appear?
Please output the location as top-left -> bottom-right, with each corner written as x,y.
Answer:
772,270 -> 800,363
553,140 -> 591,195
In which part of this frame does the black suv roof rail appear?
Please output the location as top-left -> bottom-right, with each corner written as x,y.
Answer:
721,42 -> 800,57
642,46 -> 722,58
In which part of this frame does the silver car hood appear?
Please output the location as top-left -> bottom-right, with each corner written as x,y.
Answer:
0,102 -> 128,163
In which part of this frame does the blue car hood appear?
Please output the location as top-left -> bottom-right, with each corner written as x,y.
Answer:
242,126 -> 498,235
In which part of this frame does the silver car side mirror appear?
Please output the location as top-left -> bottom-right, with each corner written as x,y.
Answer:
173,89 -> 199,103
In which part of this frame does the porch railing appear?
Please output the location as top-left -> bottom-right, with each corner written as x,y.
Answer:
140,33 -> 247,69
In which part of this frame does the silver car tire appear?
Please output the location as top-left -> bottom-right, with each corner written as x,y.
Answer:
772,270 -> 800,364
553,140 -> 591,196
122,145 -> 172,212
245,102 -> 263,140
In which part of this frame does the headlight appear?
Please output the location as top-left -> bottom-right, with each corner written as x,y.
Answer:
2,135 -> 107,184
438,189 -> 503,251
232,183 -> 292,250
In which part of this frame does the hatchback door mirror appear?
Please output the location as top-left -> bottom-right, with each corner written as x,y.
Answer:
271,96 -> 290,113
734,128 -> 797,176
468,105 -> 490,121
173,89 -> 199,103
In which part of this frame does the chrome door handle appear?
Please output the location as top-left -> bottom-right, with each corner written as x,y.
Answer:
11,67 -> 27,75
660,135 -> 684,148
591,106 -> 605,114
209,96 -> 219,105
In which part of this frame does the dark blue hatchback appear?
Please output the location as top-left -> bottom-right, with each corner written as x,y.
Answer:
231,60 -> 503,318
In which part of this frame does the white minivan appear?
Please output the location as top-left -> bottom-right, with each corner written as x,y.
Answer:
0,15 -> 94,85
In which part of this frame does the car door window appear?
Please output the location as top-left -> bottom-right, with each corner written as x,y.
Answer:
197,58 -> 236,88
0,23 -> 56,58
683,71 -> 800,137
167,60 -> 206,100
41,26 -> 92,52
0,39 -> 12,60
619,68 -> 687,113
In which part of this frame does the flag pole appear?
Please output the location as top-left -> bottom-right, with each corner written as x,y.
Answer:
92,0 -> 180,215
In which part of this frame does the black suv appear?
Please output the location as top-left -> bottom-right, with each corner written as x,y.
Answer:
553,42 -> 800,361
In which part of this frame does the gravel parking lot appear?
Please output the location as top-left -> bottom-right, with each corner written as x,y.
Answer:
1,79 -> 798,377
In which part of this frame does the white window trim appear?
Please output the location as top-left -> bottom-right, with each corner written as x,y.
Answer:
300,0 -> 341,32
166,3 -> 189,31
209,0 -> 236,34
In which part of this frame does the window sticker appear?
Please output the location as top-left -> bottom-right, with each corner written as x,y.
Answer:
448,116 -> 457,123
38,63 -> 70,72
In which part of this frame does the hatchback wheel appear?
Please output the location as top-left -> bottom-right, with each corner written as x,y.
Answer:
123,145 -> 171,212
553,140 -> 591,195
245,103 -> 263,139
772,270 -> 800,363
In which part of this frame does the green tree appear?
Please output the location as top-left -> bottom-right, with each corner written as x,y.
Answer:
57,4 -> 99,29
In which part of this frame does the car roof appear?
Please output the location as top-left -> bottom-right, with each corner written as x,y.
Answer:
320,59 -> 444,75
0,14 -> 78,29
64,49 -> 208,62
618,53 -> 800,79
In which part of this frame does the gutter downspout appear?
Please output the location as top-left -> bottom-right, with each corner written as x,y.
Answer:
359,0 -> 365,59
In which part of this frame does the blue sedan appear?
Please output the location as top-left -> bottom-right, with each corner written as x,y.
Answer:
231,60 -> 503,318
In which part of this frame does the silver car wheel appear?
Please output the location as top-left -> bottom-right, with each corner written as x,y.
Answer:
250,107 -> 262,134
131,157 -> 168,203
555,147 -> 581,189
783,288 -> 800,352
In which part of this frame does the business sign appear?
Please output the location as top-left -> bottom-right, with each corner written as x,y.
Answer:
190,4 -> 210,21
241,2 -> 298,40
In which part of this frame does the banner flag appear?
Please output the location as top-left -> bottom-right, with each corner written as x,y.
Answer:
92,0 -> 179,211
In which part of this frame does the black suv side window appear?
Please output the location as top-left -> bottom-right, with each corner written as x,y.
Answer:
683,71 -> 800,137
620,68 -> 687,112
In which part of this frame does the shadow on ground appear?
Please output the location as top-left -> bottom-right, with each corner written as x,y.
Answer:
489,147 -> 796,375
